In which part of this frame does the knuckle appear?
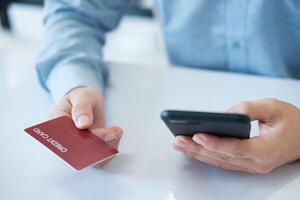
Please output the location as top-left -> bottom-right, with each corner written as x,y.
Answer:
216,153 -> 230,162
238,101 -> 252,114
254,164 -> 273,174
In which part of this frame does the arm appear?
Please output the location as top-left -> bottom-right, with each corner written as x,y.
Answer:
36,0 -> 129,154
37,0 -> 129,102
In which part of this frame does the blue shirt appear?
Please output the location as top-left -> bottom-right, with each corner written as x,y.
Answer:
37,0 -> 300,102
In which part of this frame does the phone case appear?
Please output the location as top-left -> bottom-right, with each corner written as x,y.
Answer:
161,110 -> 251,138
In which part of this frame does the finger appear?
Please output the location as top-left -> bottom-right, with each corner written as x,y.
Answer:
89,107 -> 105,129
175,136 -> 202,153
91,127 -> 122,168
50,97 -> 72,119
90,126 -> 123,148
173,142 -> 251,173
173,143 -> 186,153
93,157 -> 115,168
189,151 -> 253,173
175,136 -> 230,160
109,126 -> 123,147
192,133 -> 255,158
226,99 -> 281,121
175,136 -> 256,170
70,95 -> 94,129
110,126 -> 123,135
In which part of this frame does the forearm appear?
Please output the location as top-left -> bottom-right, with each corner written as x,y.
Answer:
36,0 -> 129,102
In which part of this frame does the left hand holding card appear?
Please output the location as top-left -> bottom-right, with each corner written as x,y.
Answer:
24,116 -> 120,171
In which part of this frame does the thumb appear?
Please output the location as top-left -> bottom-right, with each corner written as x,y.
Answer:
70,94 -> 94,129
226,98 -> 280,121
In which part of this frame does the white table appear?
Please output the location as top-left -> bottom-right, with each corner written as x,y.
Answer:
1,62 -> 300,200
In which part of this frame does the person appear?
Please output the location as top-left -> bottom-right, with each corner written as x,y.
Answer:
36,0 -> 300,174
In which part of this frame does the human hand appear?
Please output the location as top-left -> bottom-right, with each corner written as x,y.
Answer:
173,99 -> 300,174
50,87 -> 122,166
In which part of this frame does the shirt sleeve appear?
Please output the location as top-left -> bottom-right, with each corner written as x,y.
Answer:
36,0 -> 129,103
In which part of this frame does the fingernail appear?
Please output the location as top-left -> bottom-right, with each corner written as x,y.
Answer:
76,115 -> 89,127
104,133 -> 117,142
193,135 -> 207,145
175,137 -> 186,148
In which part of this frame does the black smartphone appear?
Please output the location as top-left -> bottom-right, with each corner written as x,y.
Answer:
161,110 -> 251,138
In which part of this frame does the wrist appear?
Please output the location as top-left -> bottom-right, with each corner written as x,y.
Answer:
47,64 -> 104,103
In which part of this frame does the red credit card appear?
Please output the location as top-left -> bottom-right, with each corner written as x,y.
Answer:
24,116 -> 118,171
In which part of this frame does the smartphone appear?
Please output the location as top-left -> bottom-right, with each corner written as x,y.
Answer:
161,110 -> 251,138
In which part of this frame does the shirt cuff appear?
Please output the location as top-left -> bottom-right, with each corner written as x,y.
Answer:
47,64 -> 104,103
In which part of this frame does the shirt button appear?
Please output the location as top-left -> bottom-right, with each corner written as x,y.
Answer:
232,41 -> 241,49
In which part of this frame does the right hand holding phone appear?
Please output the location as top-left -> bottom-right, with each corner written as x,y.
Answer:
173,99 -> 300,174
